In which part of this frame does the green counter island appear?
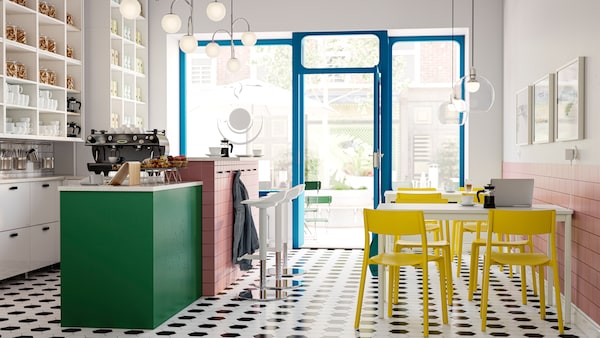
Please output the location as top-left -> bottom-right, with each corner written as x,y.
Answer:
59,182 -> 203,329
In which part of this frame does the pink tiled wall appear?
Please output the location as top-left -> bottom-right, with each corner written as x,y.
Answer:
180,160 -> 259,296
504,162 -> 600,325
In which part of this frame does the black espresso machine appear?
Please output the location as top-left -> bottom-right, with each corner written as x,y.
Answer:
85,129 -> 169,175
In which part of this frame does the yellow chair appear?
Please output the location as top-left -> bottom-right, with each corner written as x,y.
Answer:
396,193 -> 445,242
355,209 -> 448,336
479,209 -> 563,334
451,189 -> 487,277
467,217 -> 535,302
397,187 -> 437,191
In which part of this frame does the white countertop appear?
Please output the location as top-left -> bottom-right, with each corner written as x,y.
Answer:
58,181 -> 203,192
0,176 -> 66,184
188,156 -> 261,161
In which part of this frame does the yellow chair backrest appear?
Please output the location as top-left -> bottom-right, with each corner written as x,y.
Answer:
396,197 -> 448,204
397,187 -> 436,191
363,209 -> 427,239
487,209 -> 556,237
395,192 -> 447,204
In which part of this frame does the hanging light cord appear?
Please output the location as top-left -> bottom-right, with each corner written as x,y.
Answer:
470,0 -> 475,69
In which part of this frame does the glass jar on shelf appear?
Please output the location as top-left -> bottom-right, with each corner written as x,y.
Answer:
16,62 -> 27,79
39,35 -> 48,50
16,27 -> 27,44
6,25 -> 18,41
6,61 -> 18,78
39,68 -> 49,84
48,70 -> 57,86
38,1 -> 49,16
47,38 -> 57,53
66,45 -> 74,58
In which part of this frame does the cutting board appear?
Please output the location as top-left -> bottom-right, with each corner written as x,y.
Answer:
109,162 -> 141,186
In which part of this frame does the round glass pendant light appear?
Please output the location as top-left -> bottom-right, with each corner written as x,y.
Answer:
179,35 -> 198,53
120,0 -> 141,19
161,13 -> 182,33
206,1 -> 227,22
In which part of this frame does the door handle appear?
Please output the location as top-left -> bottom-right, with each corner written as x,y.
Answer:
372,152 -> 383,169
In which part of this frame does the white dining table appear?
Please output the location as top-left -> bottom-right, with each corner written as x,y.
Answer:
375,202 -> 574,323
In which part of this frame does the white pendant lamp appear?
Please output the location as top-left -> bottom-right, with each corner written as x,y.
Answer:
205,0 -> 257,72
120,0 -> 141,20
179,35 -> 198,53
206,1 -> 227,22
161,13 -> 182,33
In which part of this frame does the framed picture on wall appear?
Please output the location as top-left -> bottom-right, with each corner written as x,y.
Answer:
532,74 -> 555,144
516,86 -> 532,145
555,56 -> 585,141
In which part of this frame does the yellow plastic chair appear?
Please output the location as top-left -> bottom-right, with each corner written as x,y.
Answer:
467,217 -> 535,301
479,209 -> 563,334
355,209 -> 448,336
397,187 -> 437,191
396,193 -> 446,242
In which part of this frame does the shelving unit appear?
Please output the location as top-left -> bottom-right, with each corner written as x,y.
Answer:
1,0 -> 84,141
86,0 -> 148,131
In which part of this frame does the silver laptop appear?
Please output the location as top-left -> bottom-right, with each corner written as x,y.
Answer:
490,178 -> 534,207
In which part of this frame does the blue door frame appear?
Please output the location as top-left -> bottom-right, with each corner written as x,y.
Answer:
291,31 -> 390,248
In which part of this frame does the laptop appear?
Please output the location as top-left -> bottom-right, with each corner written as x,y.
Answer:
490,178 -> 534,207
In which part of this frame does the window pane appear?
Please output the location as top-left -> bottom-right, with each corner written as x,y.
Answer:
391,40 -> 461,190
185,44 -> 293,189
302,34 -> 379,68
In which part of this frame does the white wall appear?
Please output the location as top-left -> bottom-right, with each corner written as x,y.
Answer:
504,0 -> 600,165
147,0 -> 504,186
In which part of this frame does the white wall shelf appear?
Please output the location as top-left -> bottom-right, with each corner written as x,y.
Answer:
86,0 -> 148,132
1,0 -> 84,141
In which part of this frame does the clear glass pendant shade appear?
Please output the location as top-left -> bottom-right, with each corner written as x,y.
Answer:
455,73 -> 495,113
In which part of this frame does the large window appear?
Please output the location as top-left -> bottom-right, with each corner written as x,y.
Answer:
390,38 -> 464,190
181,34 -> 464,191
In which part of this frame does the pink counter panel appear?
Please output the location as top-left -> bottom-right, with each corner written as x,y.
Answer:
180,158 -> 259,296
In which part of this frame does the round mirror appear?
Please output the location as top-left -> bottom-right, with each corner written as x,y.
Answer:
228,108 -> 252,132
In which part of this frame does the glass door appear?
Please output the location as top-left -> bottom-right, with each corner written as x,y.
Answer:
292,31 -> 387,248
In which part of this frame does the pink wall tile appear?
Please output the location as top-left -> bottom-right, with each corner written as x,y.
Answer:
504,162 -> 600,325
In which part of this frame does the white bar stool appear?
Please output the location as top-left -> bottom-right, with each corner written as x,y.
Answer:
266,184 -> 305,289
239,189 -> 287,301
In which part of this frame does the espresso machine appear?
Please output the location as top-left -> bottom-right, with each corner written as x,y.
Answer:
85,129 -> 169,175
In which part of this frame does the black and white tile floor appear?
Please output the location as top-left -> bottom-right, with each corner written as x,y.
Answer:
0,249 -> 589,337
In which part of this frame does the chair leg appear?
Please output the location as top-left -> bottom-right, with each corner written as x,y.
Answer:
480,255 -> 492,331
456,223 -> 465,277
354,257 -> 369,329
422,262 -> 429,337
443,246 -> 454,305
388,265 -> 394,317
528,239 -> 538,296
468,243 -> 480,301
520,265 -> 527,304
437,260 -> 449,324
538,265 -> 546,319
551,262 -> 565,334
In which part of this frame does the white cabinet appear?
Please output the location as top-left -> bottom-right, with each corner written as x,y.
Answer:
1,0 -> 84,141
0,178 -> 61,280
0,227 -> 30,280
31,179 -> 59,225
0,182 -> 30,232
29,222 -> 59,271
86,0 -> 148,131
